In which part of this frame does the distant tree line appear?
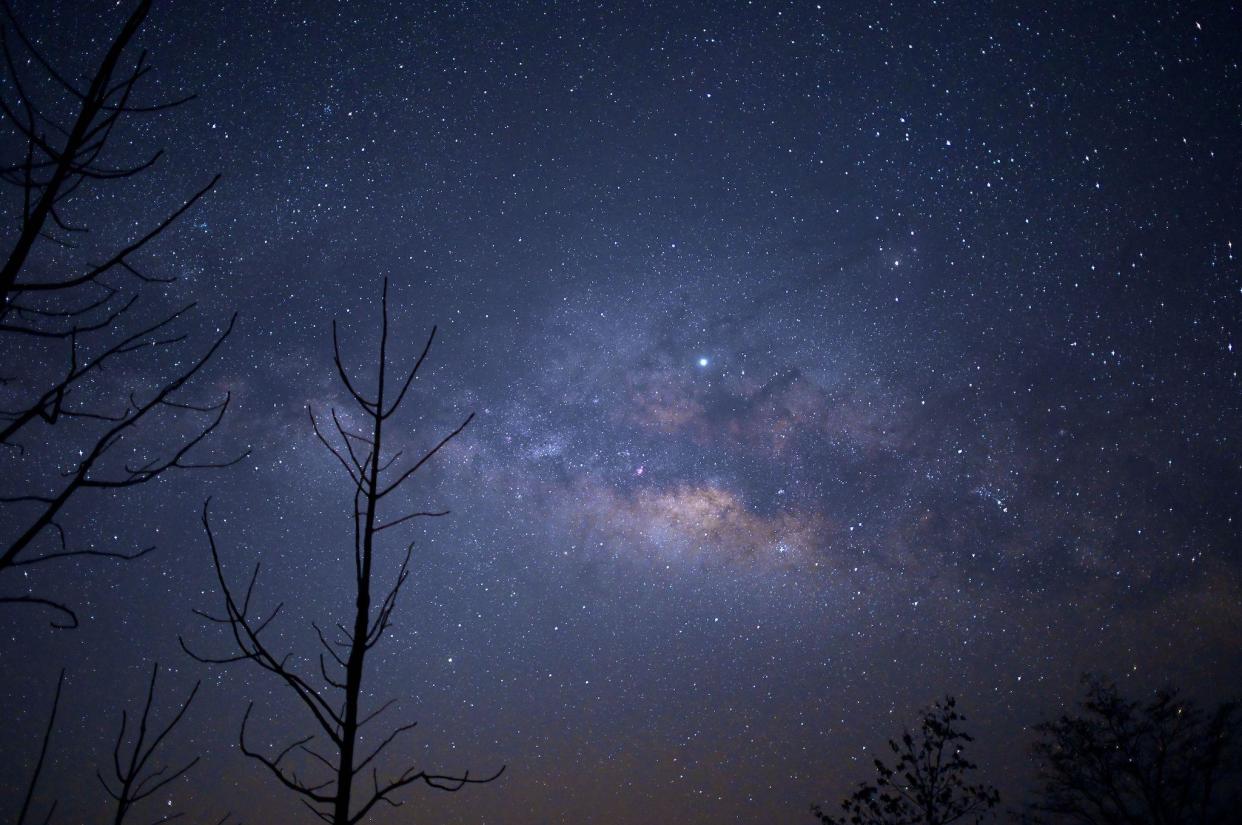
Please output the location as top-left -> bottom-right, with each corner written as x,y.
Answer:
812,677 -> 1241,825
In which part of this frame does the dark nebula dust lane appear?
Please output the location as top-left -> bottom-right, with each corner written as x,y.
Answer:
1,1 -> 1240,823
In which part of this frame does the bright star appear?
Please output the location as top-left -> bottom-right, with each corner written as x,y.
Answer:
697,357 -> 709,367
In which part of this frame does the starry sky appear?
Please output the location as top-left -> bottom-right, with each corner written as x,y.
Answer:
2,1 -> 1241,822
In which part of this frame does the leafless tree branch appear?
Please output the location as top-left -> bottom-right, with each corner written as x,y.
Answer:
16,669 -> 64,825
0,0 -> 239,628
97,663 -> 201,825
185,280 -> 501,824
1,316 -> 246,580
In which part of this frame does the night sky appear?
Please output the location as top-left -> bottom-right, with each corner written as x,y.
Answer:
3,1 -> 1241,823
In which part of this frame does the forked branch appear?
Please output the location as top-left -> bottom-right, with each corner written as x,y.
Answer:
186,280 -> 501,824
98,663 -> 201,825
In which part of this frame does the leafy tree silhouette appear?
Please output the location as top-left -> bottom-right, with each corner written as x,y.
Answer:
813,696 -> 999,825
1025,676 -> 1241,825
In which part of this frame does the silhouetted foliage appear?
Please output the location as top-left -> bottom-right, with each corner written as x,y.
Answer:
183,280 -> 502,824
0,0 -> 243,628
1025,676 -> 1241,825
813,696 -> 1000,825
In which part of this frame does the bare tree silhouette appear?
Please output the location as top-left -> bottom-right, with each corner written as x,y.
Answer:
0,0 -> 216,305
813,696 -> 1000,825
1025,676 -> 1241,825
0,0 -> 243,627
99,663 -> 201,825
183,279 -> 503,824
16,668 -> 63,825
12,666 -> 211,825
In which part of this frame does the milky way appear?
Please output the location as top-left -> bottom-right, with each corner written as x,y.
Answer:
2,1 -> 1240,823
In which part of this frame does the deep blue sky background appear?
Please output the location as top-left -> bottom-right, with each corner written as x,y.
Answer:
2,1 -> 1241,822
